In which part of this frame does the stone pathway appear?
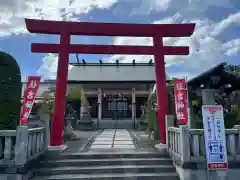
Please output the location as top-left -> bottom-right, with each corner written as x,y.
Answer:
61,130 -> 101,153
90,129 -> 135,151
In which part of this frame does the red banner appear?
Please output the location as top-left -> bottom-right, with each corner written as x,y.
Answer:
20,76 -> 41,125
174,79 -> 188,125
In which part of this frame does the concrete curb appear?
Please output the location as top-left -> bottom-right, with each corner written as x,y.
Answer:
154,143 -> 168,154
48,145 -> 68,152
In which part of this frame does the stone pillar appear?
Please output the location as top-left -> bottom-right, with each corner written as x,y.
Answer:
187,86 -> 193,128
43,116 -> 51,150
147,87 -> 153,101
98,88 -> 102,120
15,126 -> 28,165
202,89 -> 216,105
80,99 -> 82,119
80,88 -> 87,119
165,115 -> 174,149
80,100 -> 84,120
38,113 -> 51,150
132,88 -> 136,120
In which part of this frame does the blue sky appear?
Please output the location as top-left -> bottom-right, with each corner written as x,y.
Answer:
0,0 -> 239,79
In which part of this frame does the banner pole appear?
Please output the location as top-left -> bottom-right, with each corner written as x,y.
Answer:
185,76 -> 191,128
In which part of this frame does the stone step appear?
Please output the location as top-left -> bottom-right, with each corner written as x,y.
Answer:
44,152 -> 169,160
39,157 -> 173,167
33,165 -> 176,176
32,172 -> 179,180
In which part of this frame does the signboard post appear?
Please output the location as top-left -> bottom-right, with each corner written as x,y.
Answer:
184,76 -> 191,128
202,105 -> 228,170
174,79 -> 188,126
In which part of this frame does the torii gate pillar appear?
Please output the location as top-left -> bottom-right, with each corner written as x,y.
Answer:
153,35 -> 168,143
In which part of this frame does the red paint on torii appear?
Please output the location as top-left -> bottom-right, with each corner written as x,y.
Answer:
31,44 -> 189,55
25,19 -> 195,146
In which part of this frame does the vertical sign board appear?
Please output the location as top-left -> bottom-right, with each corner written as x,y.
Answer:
174,79 -> 188,125
202,105 -> 228,169
20,76 -> 41,125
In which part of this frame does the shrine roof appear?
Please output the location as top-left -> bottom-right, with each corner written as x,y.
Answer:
68,60 -> 171,82
188,62 -> 240,90
69,59 -> 154,66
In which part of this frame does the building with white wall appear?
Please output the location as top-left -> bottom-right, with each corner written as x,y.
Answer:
22,61 -> 171,129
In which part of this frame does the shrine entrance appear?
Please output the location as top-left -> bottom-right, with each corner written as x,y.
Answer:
105,94 -> 131,120
25,19 -> 195,146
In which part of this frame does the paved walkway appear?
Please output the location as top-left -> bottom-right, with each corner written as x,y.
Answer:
62,129 -> 159,153
63,130 -> 100,153
89,129 -> 135,151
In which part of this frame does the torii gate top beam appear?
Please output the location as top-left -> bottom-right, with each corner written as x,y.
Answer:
25,19 -> 195,37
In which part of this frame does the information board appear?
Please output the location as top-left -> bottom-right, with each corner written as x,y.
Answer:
202,105 -> 228,170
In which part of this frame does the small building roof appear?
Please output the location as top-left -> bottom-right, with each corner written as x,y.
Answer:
187,62 -> 240,91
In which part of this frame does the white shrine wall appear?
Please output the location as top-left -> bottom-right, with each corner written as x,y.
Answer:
68,65 -> 170,82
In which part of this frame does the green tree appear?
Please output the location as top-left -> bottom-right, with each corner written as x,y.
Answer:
144,79 -> 177,139
36,90 -> 77,141
225,64 -> 240,73
225,64 -> 240,126
0,52 -> 22,130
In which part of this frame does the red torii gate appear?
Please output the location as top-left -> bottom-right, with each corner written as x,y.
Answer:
25,19 -> 195,147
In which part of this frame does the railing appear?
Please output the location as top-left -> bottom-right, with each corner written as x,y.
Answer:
0,130 -> 17,165
166,115 -> 240,163
27,127 -> 46,161
167,127 -> 182,161
0,127 -> 46,166
188,128 -> 240,161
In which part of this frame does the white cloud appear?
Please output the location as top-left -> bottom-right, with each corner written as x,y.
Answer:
187,0 -> 233,13
130,0 -> 172,15
211,11 -> 240,36
37,53 -> 74,79
130,0 -> 233,16
147,0 -> 172,12
222,39 -> 240,56
154,0 -> 172,11
105,13 -> 181,63
37,53 -> 59,79
10,0 -> 119,79
105,11 -> 240,78
7,0 -> 238,79
0,0 -> 118,37
168,71 -> 196,80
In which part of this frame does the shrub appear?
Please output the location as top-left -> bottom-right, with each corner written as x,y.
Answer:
0,52 -> 22,130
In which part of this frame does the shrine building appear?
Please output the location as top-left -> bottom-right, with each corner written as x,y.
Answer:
22,60 -> 171,129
